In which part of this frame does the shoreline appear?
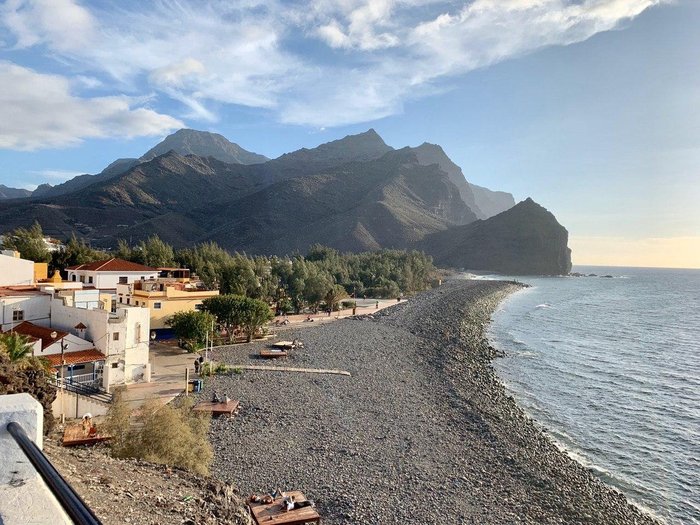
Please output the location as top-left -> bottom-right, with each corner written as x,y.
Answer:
201,280 -> 658,524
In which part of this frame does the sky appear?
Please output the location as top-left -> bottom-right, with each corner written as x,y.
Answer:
0,0 -> 698,269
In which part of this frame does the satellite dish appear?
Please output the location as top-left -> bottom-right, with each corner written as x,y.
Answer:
150,331 -> 156,340
50,331 -> 57,339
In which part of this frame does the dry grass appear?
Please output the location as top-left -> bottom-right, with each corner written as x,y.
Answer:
103,390 -> 213,476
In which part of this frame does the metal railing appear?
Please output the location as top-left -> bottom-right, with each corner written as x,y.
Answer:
63,373 -> 100,386
6,421 -> 103,525
51,378 -> 113,404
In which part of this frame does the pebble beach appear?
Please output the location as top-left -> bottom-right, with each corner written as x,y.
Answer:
202,279 -> 658,524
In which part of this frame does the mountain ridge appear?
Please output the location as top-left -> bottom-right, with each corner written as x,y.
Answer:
0,129 -> 570,274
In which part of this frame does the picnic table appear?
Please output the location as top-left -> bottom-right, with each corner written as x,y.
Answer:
62,423 -> 111,447
192,399 -> 240,417
249,491 -> 320,525
260,349 -> 288,358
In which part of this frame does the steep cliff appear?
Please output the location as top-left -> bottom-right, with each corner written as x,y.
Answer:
419,198 -> 572,275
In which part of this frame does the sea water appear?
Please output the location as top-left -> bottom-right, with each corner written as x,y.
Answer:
484,266 -> 699,525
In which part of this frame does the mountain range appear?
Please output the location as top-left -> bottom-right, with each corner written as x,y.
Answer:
0,129 -> 571,274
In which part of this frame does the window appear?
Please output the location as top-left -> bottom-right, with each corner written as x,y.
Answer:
153,302 -> 162,309
71,274 -> 77,282
111,363 -> 119,369
88,276 -> 93,284
113,332 -> 120,341
118,276 -> 128,284
70,364 -> 85,372
135,300 -> 139,306
12,310 -> 24,321
126,298 -> 130,305
79,275 -> 85,283
119,297 -> 123,303
135,322 -> 141,344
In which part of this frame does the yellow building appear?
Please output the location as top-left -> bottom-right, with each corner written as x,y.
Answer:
33,262 -> 48,282
116,279 -> 219,338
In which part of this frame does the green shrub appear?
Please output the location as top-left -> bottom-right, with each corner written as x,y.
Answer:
214,363 -> 230,374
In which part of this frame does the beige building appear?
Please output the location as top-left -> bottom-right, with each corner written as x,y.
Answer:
116,271 -> 218,339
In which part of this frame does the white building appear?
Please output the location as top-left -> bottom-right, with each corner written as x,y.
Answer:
9,321 -> 103,384
50,295 -> 151,390
0,287 -> 52,332
66,258 -> 158,290
0,252 -> 35,286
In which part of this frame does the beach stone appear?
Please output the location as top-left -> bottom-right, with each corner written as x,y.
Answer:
202,280 -> 659,525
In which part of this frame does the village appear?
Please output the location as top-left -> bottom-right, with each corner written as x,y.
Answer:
0,235 -> 421,525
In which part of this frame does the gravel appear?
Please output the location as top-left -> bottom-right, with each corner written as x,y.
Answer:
201,279 -> 659,524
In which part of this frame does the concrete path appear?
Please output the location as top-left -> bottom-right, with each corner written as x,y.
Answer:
122,341 -> 196,409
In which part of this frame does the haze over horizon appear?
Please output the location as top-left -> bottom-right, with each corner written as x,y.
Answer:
0,0 -> 698,269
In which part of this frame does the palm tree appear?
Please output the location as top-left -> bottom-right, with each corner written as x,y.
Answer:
325,285 -> 349,314
0,332 -> 34,363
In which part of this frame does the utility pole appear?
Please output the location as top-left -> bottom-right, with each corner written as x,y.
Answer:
52,332 -> 67,424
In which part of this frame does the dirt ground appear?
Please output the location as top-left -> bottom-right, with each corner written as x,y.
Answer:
44,438 -> 251,525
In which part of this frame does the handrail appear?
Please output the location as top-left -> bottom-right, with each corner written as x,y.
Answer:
51,379 -> 113,404
6,421 -> 103,525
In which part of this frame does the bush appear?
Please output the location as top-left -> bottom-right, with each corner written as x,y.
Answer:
214,363 -> 230,375
341,300 -> 356,309
104,393 -> 212,475
199,361 -> 236,377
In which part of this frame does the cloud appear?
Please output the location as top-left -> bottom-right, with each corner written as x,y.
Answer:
1,0 -> 95,52
149,58 -> 206,88
0,62 -> 183,150
0,0 -> 670,130
314,0 -> 399,50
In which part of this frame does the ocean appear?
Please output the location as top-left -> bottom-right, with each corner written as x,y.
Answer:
483,266 -> 699,525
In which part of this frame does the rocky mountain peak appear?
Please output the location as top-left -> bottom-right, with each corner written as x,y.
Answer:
140,129 -> 269,165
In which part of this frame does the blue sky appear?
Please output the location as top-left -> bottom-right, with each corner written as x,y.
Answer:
0,0 -> 698,267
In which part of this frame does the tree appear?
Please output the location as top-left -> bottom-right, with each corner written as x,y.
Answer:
166,310 -> 215,351
0,349 -> 56,435
0,332 -> 34,363
201,295 -> 243,343
303,271 -> 332,312
136,235 -> 175,268
220,256 -> 259,296
201,295 -> 273,342
325,284 -> 348,312
50,235 -> 108,274
1,221 -> 50,262
237,297 -> 273,342
114,239 -> 135,261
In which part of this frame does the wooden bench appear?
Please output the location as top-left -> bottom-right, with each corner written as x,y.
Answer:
192,399 -> 240,417
260,349 -> 288,358
249,491 -> 320,525
272,341 -> 296,349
